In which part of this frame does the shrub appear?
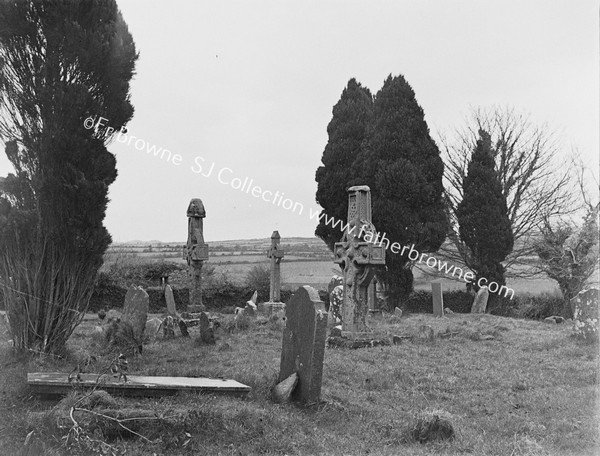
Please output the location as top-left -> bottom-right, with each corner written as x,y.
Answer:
510,293 -> 568,320
399,289 -> 474,314
244,263 -> 271,302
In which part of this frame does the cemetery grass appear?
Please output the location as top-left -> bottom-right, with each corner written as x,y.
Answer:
0,312 -> 598,455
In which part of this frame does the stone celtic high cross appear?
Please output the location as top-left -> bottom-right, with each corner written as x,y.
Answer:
334,186 -> 385,338
267,230 -> 284,303
185,198 -> 209,310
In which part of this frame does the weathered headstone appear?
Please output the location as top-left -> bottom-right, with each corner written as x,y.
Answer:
198,312 -> 216,344
162,315 -> 175,339
333,186 -> 385,338
431,282 -> 444,317
279,286 -> 328,406
165,284 -> 177,316
571,288 -> 599,341
121,286 -> 149,345
185,198 -> 209,311
328,285 -> 343,324
327,275 -> 343,297
471,286 -> 489,313
368,278 -> 382,318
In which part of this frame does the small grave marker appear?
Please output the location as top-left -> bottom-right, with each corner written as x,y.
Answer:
121,286 -> 149,344
431,282 -> 443,317
279,286 -> 328,405
368,278 -> 382,318
471,286 -> 489,313
165,284 -> 177,316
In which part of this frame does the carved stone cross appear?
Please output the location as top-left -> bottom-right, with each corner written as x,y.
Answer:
185,198 -> 209,310
333,186 -> 385,338
267,231 -> 284,302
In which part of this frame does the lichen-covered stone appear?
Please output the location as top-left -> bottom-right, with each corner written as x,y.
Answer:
571,288 -> 599,341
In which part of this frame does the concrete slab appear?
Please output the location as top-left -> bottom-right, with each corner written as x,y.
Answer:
28,372 -> 251,397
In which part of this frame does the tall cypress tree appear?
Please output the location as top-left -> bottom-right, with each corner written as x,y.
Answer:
315,78 -> 373,250
0,0 -> 137,354
354,74 -> 448,303
456,129 -> 514,296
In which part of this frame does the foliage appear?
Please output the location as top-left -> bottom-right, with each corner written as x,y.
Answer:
443,107 -> 576,278
535,205 -> 599,311
456,129 -> 514,299
0,0 -> 137,354
401,289 -> 474,314
315,78 -> 373,250
244,263 -> 271,302
510,293 -> 569,320
353,75 -> 448,302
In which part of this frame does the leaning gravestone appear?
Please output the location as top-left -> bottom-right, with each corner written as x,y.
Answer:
571,288 -> 599,341
278,286 -> 328,406
471,286 -> 489,313
121,286 -> 149,345
165,284 -> 177,316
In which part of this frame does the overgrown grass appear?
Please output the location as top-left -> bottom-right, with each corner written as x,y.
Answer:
0,310 -> 598,455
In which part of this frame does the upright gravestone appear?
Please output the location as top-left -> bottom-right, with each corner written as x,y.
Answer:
165,284 -> 177,316
333,186 -> 386,339
431,282 -> 444,317
471,286 -> 489,313
279,286 -> 328,406
328,285 -> 343,324
571,288 -> 599,341
263,231 -> 286,315
368,278 -> 382,318
121,286 -> 149,345
185,199 -> 209,311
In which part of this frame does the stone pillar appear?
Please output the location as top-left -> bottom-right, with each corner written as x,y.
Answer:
278,286 -> 328,405
431,282 -> 444,317
333,186 -> 385,339
267,231 -> 284,302
185,199 -> 209,311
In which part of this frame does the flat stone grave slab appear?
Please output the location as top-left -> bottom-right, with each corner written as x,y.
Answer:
28,372 -> 250,398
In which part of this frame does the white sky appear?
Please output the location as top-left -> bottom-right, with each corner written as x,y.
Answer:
1,1 -> 598,242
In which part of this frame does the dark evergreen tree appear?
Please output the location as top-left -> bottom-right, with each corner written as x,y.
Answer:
456,129 -> 514,299
0,0 -> 137,354
315,78 -> 373,250
353,75 -> 448,303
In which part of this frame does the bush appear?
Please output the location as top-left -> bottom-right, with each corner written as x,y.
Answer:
89,272 -> 127,312
244,264 -> 270,301
510,293 -> 568,320
400,289 -> 473,314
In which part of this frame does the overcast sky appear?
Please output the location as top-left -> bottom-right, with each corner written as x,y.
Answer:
1,1 -> 598,243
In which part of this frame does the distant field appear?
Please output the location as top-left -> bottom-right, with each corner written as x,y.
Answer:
104,239 -> 570,297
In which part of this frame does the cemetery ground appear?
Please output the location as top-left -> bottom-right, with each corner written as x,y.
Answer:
0,307 -> 598,455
